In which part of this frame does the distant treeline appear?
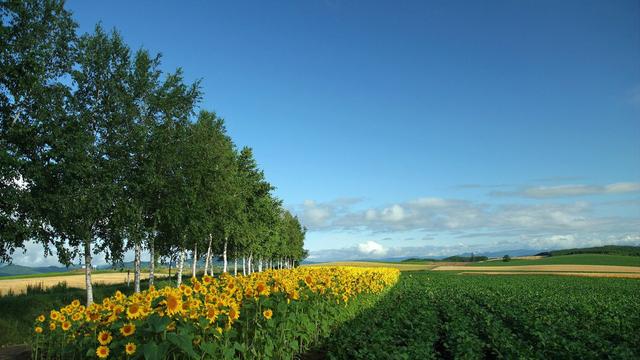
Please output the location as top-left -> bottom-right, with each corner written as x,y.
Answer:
401,255 -> 488,263
536,245 -> 640,257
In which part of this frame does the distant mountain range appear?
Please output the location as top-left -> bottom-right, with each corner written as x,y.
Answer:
4,245 -> 639,274
0,264 -> 75,276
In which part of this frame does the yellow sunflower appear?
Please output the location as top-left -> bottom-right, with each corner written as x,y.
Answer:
126,303 -> 142,320
205,306 -> 218,323
263,309 -> 273,320
228,306 -> 240,321
37,314 -> 45,323
34,326 -> 43,334
125,342 -> 137,355
120,323 -> 135,337
97,330 -> 112,345
96,345 -> 109,358
255,282 -> 267,295
165,293 -> 182,316
61,321 -> 71,331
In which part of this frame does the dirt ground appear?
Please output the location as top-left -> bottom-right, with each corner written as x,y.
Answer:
433,265 -> 640,273
0,272 -> 162,296
458,271 -> 640,279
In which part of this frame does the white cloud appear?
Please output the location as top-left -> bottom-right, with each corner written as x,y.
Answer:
307,233 -> 640,262
302,200 -> 332,226
357,241 -> 387,256
381,204 -> 405,222
492,182 -> 640,198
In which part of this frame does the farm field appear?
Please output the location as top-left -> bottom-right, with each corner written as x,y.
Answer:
325,271 -> 640,359
0,272 -> 163,296
472,254 -> 640,267
307,261 -> 441,271
434,264 -> 640,273
29,267 -> 399,359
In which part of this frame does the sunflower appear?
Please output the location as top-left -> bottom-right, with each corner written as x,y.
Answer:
49,322 -> 56,331
34,326 -> 43,334
304,275 -> 313,286
228,306 -> 240,321
61,321 -> 71,331
125,342 -> 137,355
288,290 -> 300,301
126,303 -> 142,319
71,299 -> 80,308
165,293 -> 182,316
120,323 -> 135,337
37,314 -> 45,322
205,306 -> 218,323
97,330 -> 112,345
263,309 -> 273,320
255,282 -> 267,295
49,310 -> 59,321
86,310 -> 101,322
96,345 -> 109,358
72,313 -> 82,321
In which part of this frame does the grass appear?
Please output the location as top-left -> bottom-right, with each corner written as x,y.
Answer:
472,254 -> 640,267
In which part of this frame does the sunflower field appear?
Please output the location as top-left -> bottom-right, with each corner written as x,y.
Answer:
31,267 -> 399,359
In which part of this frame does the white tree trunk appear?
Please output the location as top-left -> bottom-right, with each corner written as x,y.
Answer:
204,234 -> 212,275
84,239 -> 93,305
191,245 -> 197,278
248,252 -> 253,275
258,257 -> 263,272
242,256 -> 246,276
134,242 -> 141,293
149,237 -> 155,287
177,248 -> 185,286
234,257 -> 238,276
222,237 -> 228,273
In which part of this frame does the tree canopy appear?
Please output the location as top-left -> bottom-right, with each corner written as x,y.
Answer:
1,0 -> 307,304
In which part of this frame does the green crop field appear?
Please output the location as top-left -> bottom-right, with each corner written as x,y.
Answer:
473,254 -> 640,267
325,271 -> 640,359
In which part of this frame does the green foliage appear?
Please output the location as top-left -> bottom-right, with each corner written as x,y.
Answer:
0,0 -> 76,262
442,255 -> 489,262
326,272 -> 640,359
472,254 -> 640,267
537,245 -> 640,257
1,0 -> 309,306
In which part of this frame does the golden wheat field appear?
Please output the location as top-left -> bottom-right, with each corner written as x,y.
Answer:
0,273 -> 163,296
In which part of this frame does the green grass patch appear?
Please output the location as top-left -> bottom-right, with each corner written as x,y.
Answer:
473,254 -> 640,267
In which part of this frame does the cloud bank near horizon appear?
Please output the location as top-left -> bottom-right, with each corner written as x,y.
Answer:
295,181 -> 640,261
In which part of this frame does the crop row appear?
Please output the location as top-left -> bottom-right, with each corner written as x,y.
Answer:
327,272 -> 640,359
32,267 -> 399,359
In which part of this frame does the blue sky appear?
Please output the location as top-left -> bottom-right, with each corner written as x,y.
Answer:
13,1 -> 640,265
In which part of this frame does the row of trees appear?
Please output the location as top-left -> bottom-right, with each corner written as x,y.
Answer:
1,1 -> 307,304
